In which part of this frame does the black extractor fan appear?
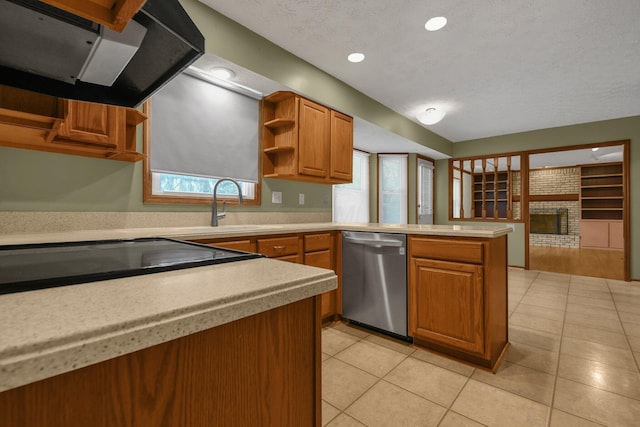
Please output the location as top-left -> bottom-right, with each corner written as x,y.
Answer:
0,0 -> 205,107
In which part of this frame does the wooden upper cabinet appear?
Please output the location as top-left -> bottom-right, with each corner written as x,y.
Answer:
298,98 -> 330,178
0,86 -> 146,162
263,91 -> 353,184
40,0 -> 147,32
330,111 -> 354,182
57,101 -> 125,149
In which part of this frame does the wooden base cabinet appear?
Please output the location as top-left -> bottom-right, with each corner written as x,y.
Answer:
580,220 -> 624,250
408,235 -> 508,371
0,297 -> 322,427
195,231 -> 340,321
303,232 -> 337,320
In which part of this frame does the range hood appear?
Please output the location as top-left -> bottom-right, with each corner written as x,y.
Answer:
0,0 -> 205,107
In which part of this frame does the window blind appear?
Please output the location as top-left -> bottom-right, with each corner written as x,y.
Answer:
150,72 -> 259,182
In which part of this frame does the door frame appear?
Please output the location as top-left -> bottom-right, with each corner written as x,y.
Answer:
524,139 -> 630,281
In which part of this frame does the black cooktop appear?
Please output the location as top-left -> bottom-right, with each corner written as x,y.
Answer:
0,237 -> 264,295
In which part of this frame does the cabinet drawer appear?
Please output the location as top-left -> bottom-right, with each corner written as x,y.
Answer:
273,254 -> 301,264
304,249 -> 332,269
209,240 -> 255,253
304,233 -> 332,252
258,236 -> 300,258
410,237 -> 484,264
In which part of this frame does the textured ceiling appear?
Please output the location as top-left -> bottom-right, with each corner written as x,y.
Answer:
199,0 -> 640,143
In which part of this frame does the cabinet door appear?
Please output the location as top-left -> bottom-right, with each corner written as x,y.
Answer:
330,111 -> 353,182
609,221 -> 624,249
57,100 -> 125,149
297,98 -> 330,178
409,257 -> 484,355
580,221 -> 609,248
305,249 -> 334,319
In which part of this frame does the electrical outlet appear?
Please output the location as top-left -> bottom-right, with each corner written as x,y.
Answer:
298,193 -> 305,205
272,191 -> 282,204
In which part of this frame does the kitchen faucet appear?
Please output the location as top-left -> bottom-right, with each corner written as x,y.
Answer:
211,178 -> 244,226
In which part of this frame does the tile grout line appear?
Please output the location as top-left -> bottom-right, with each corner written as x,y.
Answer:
325,327 -> 414,426
434,373 -> 482,427
544,273 -> 572,427
607,278 -> 640,374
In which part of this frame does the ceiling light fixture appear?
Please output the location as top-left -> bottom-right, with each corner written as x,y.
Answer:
209,67 -> 235,80
425,16 -> 447,31
417,107 -> 446,125
591,147 -> 599,152
347,52 -> 365,63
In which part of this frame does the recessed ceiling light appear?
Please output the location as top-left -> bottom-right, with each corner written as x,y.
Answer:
425,16 -> 447,31
592,147 -> 599,152
347,52 -> 365,63
209,67 -> 235,80
417,107 -> 446,125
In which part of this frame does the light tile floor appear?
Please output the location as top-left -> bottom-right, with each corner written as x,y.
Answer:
322,268 -> 640,426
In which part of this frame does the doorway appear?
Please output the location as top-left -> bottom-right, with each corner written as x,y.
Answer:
526,142 -> 628,280
417,157 -> 434,224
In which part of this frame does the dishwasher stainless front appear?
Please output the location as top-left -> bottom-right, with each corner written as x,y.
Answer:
341,231 -> 408,339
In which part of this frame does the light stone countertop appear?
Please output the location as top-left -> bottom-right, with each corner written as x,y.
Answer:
0,258 -> 336,392
0,222 -> 512,246
0,222 -> 510,393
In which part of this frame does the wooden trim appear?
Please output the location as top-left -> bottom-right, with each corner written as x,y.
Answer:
522,154 -> 530,271
314,295 -> 322,426
142,100 -> 262,206
528,194 -> 579,202
415,155 -> 435,224
529,165 -> 579,172
335,232 -> 343,315
525,139 -> 630,157
623,140 -> 631,281
449,159 -> 454,220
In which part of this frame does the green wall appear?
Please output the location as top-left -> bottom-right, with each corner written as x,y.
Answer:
0,0 -> 448,215
0,146 -> 332,213
435,116 -> 640,280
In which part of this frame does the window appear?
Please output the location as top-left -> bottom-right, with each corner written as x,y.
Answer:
379,154 -> 408,224
333,151 -> 370,222
151,173 -> 256,199
143,69 -> 260,205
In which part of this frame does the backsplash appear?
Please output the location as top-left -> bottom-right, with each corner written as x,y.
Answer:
0,211 -> 332,235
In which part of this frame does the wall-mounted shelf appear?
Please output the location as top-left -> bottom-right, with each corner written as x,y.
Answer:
580,163 -> 624,220
264,118 -> 295,128
579,162 -> 624,250
263,146 -> 295,154
472,170 -> 511,219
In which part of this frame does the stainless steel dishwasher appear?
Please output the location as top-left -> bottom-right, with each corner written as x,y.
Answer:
341,231 -> 408,339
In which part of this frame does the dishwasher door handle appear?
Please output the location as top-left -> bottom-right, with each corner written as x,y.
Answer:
343,236 -> 403,247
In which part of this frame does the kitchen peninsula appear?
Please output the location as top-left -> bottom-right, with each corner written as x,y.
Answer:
0,222 -> 510,426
